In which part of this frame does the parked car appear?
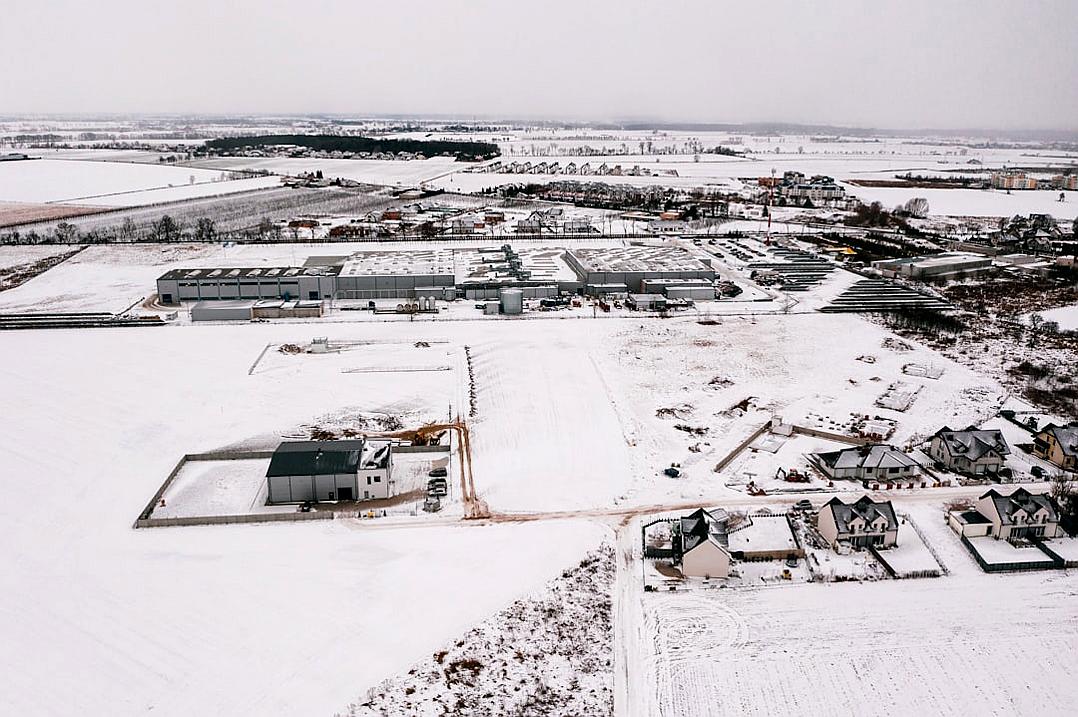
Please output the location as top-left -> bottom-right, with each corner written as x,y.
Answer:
298,500 -> 313,513
793,499 -> 814,512
785,556 -> 799,568
423,496 -> 442,513
427,477 -> 448,496
428,466 -> 448,478
1031,466 -> 1045,479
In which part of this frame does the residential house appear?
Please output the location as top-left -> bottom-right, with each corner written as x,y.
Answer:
1032,423 -> 1078,471
969,487 -> 1060,540
817,495 -> 899,548
676,508 -> 731,578
928,426 -> 1010,476
813,444 -> 919,481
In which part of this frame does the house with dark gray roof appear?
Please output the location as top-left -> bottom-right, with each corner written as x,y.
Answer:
266,439 -> 393,504
1032,422 -> 1078,472
675,508 -> 732,578
817,496 -> 899,549
812,444 -> 919,481
929,426 -> 1009,476
973,488 -> 1060,540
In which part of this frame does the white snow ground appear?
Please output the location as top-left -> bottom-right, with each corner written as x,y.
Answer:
0,322 -> 610,716
640,569 -> 1077,716
2,244 -> 1074,716
0,158 -> 277,206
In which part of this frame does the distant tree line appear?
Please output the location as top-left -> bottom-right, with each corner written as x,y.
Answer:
205,134 -> 500,162
0,214 -> 292,245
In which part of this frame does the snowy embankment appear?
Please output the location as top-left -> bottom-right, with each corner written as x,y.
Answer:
343,545 -> 615,717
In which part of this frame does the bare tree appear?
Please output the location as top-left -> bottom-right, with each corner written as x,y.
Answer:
1028,313 -> 1044,347
118,217 -> 138,242
194,217 -> 217,243
153,215 -> 180,242
1051,475 -> 1078,534
257,217 -> 275,240
1050,474 -> 1073,506
903,197 -> 930,218
54,221 -> 78,243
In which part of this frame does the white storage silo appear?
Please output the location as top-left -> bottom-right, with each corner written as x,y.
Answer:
500,288 -> 524,315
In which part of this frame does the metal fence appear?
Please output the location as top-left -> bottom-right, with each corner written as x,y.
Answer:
959,533 -> 1062,573
136,511 -> 332,529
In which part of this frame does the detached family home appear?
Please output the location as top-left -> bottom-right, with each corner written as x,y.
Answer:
928,426 -> 1010,476
817,496 -> 899,549
676,509 -> 731,578
813,444 -> 919,481
1032,423 -> 1078,472
265,439 -> 393,504
970,488 -> 1061,540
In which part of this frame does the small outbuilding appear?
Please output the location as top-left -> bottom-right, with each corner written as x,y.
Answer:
190,300 -> 255,322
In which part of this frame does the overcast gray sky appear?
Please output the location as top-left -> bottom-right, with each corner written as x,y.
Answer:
3,0 -> 1076,130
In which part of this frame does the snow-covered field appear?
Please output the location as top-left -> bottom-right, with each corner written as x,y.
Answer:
1031,303 -> 1078,332
0,243 -> 76,271
840,183 -> 1078,220
0,320 -> 610,715
640,568 -> 1077,716
0,158 -> 278,207
155,458 -> 291,518
348,546 -> 615,716
2,241 -> 1074,716
880,519 -> 943,576
192,156 -> 461,187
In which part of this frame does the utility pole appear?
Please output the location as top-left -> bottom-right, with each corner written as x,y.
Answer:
767,167 -> 775,244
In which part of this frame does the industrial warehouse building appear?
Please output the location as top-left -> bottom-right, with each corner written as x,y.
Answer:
565,246 -> 716,295
265,439 -> 393,504
333,250 -> 456,300
157,266 -> 339,304
872,252 -> 993,280
158,243 -> 720,305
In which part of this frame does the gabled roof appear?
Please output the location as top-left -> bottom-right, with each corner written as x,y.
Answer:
980,487 -> 1059,525
266,440 -> 365,477
680,508 -> 728,553
816,444 -> 918,471
1038,423 -> 1078,457
680,508 -> 715,553
823,495 -> 898,534
933,426 -> 1010,461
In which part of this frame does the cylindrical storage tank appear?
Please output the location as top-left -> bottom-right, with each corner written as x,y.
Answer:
500,288 -> 524,315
